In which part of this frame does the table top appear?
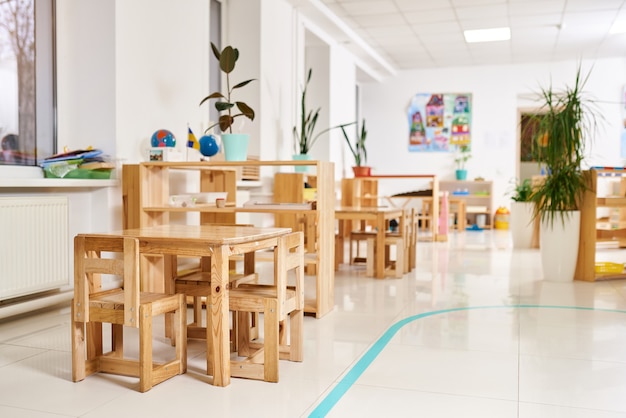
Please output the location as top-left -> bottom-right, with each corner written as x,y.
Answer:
78,224 -> 292,245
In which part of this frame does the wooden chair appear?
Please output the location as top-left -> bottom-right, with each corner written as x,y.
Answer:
71,235 -> 187,392
219,231 -> 305,382
165,224 -> 256,345
366,209 -> 411,277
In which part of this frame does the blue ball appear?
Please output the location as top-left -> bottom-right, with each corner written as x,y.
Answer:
151,129 -> 176,147
199,134 -> 220,157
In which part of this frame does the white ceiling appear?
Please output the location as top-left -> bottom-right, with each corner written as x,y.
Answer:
291,0 -> 626,81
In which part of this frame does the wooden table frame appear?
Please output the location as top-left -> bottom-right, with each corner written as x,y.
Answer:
335,206 -> 405,279
75,224 -> 291,387
342,175 -> 440,240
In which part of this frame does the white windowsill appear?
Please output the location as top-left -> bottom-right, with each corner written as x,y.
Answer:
0,165 -> 118,188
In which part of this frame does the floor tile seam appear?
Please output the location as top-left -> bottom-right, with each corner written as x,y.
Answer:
0,348 -> 50,368
517,351 -> 626,365
350,381 -> 520,403
0,403 -> 74,417
1,342 -> 69,353
0,323 -> 70,345
308,304 -> 626,417
385,340 -> 522,355
518,399 -> 626,415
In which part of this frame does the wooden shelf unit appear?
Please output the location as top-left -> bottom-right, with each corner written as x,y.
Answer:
122,160 -> 335,318
439,180 -> 493,229
575,169 -> 626,281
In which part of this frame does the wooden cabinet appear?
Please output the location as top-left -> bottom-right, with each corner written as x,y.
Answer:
122,160 -> 335,318
575,169 -> 626,281
439,180 -> 493,229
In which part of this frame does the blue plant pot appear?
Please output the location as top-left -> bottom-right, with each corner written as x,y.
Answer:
455,169 -> 467,180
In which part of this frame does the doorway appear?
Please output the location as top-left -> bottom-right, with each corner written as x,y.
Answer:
516,108 -> 545,182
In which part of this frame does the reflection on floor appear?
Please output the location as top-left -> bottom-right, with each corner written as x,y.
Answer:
2,230 -> 626,417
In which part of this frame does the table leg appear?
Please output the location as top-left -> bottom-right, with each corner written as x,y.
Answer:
208,244 -> 231,387
336,220 -> 345,270
375,213 -> 385,279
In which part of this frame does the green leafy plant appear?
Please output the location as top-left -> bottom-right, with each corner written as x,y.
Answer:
200,43 -> 255,134
530,65 -> 602,226
454,144 -> 471,170
293,68 -> 354,154
510,178 -> 533,202
341,119 -> 367,167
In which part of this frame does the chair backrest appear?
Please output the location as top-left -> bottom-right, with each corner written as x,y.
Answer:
273,231 -> 304,320
73,235 -> 141,327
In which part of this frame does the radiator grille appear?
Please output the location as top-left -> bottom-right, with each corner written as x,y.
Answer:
0,196 -> 69,301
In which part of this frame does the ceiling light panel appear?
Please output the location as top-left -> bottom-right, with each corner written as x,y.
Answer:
464,27 -> 511,43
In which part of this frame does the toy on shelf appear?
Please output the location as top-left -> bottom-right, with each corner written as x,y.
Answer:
151,129 -> 176,147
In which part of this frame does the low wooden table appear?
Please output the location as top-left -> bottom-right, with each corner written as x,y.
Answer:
335,206 -> 404,278
75,224 -> 292,387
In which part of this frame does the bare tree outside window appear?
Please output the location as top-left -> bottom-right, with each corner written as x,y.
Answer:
0,0 -> 54,166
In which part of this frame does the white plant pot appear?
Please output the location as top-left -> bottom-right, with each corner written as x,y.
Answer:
539,210 -> 580,282
510,201 -> 534,249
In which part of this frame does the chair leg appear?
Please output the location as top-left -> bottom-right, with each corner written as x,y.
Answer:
394,239 -> 404,278
176,294 -> 187,374
71,302 -> 86,382
139,303 -> 153,393
366,238 -> 375,276
264,298 -> 279,383
237,311 -> 251,357
111,324 -> 123,357
289,310 -> 303,362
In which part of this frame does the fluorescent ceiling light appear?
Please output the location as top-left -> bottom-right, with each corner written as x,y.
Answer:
610,21 -> 626,34
464,27 -> 511,43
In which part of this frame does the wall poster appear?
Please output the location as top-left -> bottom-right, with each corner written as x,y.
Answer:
407,93 -> 472,152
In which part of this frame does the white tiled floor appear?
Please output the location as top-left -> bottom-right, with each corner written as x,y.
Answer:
3,230 -> 626,417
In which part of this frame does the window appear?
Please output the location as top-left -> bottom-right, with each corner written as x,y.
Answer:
0,0 -> 56,166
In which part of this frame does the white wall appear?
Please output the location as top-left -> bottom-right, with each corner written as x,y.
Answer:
115,0 -> 210,164
329,44 -> 357,181
258,0 -> 297,163
361,58 -> 626,210
56,0 -> 116,155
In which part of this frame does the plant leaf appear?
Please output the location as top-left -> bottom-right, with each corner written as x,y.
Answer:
235,102 -> 255,120
218,115 -> 233,132
210,42 -> 221,61
219,46 -> 237,74
232,79 -> 255,89
199,92 -> 225,106
215,101 -> 234,111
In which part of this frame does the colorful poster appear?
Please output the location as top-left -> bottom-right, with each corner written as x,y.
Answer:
407,93 -> 472,152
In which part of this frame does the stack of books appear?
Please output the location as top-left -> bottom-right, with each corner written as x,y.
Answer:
40,149 -> 114,179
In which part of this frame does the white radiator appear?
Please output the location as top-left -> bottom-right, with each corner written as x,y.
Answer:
0,196 -> 69,301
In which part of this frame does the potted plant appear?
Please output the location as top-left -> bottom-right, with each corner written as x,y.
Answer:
340,119 -> 370,177
292,68 -> 354,171
529,65 -> 601,281
200,43 -> 255,161
508,178 -> 535,248
454,144 -> 471,180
